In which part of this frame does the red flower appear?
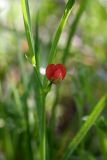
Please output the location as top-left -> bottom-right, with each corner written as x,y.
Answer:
46,64 -> 66,83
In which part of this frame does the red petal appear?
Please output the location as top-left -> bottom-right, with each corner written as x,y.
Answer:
55,64 -> 66,79
46,64 -> 55,80
53,69 -> 63,80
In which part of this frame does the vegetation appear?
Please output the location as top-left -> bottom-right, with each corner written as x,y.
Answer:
0,0 -> 107,160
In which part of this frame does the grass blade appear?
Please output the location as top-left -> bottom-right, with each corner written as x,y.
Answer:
48,0 -> 75,64
34,12 -> 40,69
97,127 -> 107,160
62,0 -> 88,64
21,0 -> 42,88
62,94 -> 107,160
21,0 -> 35,65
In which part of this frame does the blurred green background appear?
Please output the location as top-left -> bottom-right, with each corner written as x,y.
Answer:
0,0 -> 107,160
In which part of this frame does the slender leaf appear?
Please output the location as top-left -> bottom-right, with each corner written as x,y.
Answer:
21,0 -> 35,65
21,0 -> 42,88
97,127 -> 107,160
62,94 -> 107,160
34,12 -> 40,69
48,0 -> 75,64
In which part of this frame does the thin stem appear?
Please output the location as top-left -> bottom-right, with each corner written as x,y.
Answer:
96,127 -> 107,159
40,94 -> 46,160
48,0 -> 75,64
34,66 -> 43,89
34,11 -> 40,70
33,67 -> 46,160
21,0 -> 40,67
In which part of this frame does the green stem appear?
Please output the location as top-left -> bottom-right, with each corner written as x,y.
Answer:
33,67 -> 46,160
34,11 -> 40,70
40,94 -> 46,160
21,0 -> 35,64
96,127 -> 107,160
48,0 -> 75,64
62,94 -> 107,160
34,66 -> 43,89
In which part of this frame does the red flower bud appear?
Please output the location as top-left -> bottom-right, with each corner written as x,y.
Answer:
46,64 -> 66,83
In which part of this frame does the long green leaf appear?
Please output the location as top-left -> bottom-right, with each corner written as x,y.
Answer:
62,94 -> 107,160
21,0 -> 42,88
21,0 -> 35,65
48,0 -> 75,64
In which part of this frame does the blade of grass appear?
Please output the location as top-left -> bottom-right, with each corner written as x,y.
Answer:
62,94 -> 107,160
34,12 -> 40,70
96,127 -> 107,160
48,0 -> 75,64
33,12 -> 43,85
21,0 -> 42,87
62,0 -> 88,64
21,0 -> 36,65
40,94 -> 46,160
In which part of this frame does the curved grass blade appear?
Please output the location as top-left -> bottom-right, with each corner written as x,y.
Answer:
21,0 -> 35,65
62,94 -> 107,160
62,0 -> 88,64
48,0 -> 75,64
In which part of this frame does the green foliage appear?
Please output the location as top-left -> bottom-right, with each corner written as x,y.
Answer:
0,0 -> 107,160
21,0 -> 36,65
48,0 -> 75,64
62,94 -> 107,160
